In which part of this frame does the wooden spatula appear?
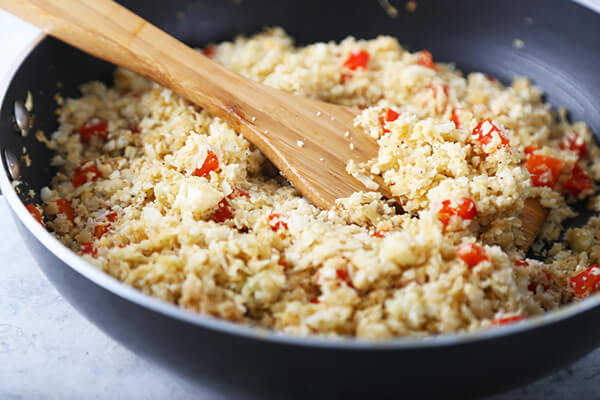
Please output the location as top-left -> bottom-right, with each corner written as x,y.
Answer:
1,0 -> 547,249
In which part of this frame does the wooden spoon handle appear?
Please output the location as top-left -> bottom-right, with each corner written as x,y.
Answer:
1,0 -> 263,124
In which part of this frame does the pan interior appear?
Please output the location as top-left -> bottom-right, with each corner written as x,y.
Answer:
1,0 -> 600,335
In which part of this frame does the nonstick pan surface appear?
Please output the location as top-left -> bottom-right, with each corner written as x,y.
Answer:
2,1 -> 600,398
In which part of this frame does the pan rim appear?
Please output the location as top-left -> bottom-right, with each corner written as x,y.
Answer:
1,4 -> 600,350
573,0 -> 600,14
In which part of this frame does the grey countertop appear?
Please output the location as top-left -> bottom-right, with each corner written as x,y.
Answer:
1,9 -> 599,400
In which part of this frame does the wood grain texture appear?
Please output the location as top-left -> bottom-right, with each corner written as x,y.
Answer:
1,0 -> 391,209
0,0 -> 546,249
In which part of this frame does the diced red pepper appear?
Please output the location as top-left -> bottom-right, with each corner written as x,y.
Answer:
563,164 -> 593,198
450,108 -> 461,129
56,198 -> 75,223
528,270 -> 552,292
570,265 -> 600,298
26,203 -> 44,227
343,49 -> 369,70
95,210 -> 118,238
268,213 -> 289,232
310,298 -> 320,304
456,243 -> 488,268
381,108 -> 400,134
193,150 -> 219,178
437,200 -> 454,226
385,108 -> 400,122
80,242 -> 97,257
560,131 -> 587,159
277,258 -> 288,269
106,212 -> 118,223
268,213 -> 281,221
203,45 -> 217,58
72,164 -> 102,187
438,198 -> 477,227
213,199 -> 232,223
372,230 -> 389,238
94,224 -> 109,239
416,50 -> 437,71
515,259 -> 529,267
456,197 -> 477,221
227,187 -> 250,200
336,269 -> 355,288
472,119 -> 510,148
271,220 -> 288,232
485,74 -> 497,83
78,122 -> 108,143
491,315 -> 525,326
525,154 -> 564,188
524,144 -> 540,156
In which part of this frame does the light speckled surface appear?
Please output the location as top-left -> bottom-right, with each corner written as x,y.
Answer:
1,9 -> 599,400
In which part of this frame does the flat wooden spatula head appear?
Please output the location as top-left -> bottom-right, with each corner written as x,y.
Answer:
229,92 -> 392,210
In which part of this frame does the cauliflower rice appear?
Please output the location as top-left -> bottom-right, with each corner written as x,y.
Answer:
30,28 -> 600,338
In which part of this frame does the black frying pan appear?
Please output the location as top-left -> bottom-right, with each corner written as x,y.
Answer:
2,1 -> 600,398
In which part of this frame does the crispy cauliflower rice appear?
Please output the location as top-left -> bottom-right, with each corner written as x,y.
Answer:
28,28 -> 600,338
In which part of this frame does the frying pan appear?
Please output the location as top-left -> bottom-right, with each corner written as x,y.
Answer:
2,0 -> 600,398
